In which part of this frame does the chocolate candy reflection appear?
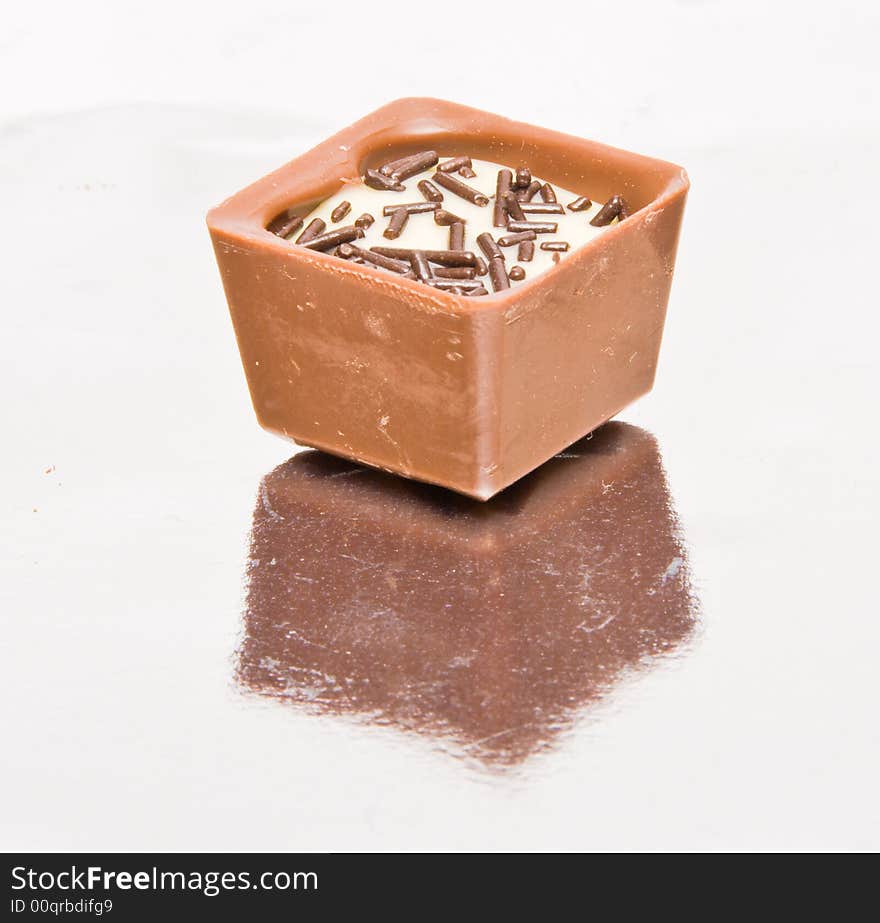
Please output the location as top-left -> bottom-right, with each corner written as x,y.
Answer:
237,423 -> 698,769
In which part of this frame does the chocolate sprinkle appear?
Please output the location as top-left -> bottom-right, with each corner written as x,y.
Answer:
518,240 -> 535,262
498,230 -> 537,247
437,156 -> 473,174
503,192 -> 526,222
354,212 -> 375,230
381,202 -> 438,216
514,166 -> 531,189
417,179 -> 444,203
434,266 -> 476,280
567,195 -> 592,212
477,232 -> 504,263
488,257 -> 510,292
541,183 -> 557,204
507,220 -> 558,234
379,154 -> 417,176
365,169 -> 406,192
330,200 -> 351,223
299,225 -> 362,252
432,171 -> 490,206
383,207 -> 410,240
464,285 -> 489,297
371,247 -> 478,267
379,151 -> 439,180
434,208 -> 465,226
507,221 -> 558,234
474,256 -> 489,276
392,151 -> 440,181
411,251 -> 433,282
429,278 -> 485,291
459,165 -> 477,179
509,265 -> 526,281
516,180 -> 542,202
590,195 -> 630,226
494,169 -> 512,227
267,212 -> 304,238
449,222 -> 465,251
520,202 -> 565,215
295,218 -> 326,244
540,241 -> 570,252
337,243 -> 410,273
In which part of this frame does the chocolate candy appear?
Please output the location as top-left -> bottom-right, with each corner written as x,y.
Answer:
476,232 -> 504,263
207,97 -> 689,499
417,179 -> 444,202
507,220 -> 558,234
448,222 -> 465,250
494,169 -> 513,227
514,166 -> 531,189
503,192 -> 526,222
295,218 -> 325,244
498,230 -> 537,247
381,202 -> 438,216
520,202 -> 565,215
266,210 -> 304,238
433,208 -> 465,226
383,208 -> 409,240
432,171 -> 490,206
488,257 -> 510,292
364,169 -> 405,192
590,195 -> 631,226
330,200 -> 351,223
411,251 -> 433,282
379,150 -> 439,180
370,247 -> 478,267
299,225 -> 363,251
567,195 -> 592,212
437,155 -> 473,173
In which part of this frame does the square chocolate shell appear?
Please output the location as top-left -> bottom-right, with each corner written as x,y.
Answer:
207,98 -> 689,500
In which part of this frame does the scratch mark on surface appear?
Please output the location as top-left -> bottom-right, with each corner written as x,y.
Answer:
466,723 -> 534,748
260,483 -> 284,522
285,627 -> 338,652
377,413 -> 412,471
576,613 -> 617,634
660,557 -> 683,584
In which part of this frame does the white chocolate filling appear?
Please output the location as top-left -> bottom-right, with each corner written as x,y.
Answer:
290,158 -> 619,292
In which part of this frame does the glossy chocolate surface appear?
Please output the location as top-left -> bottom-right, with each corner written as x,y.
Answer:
237,423 -> 699,768
207,98 -> 689,499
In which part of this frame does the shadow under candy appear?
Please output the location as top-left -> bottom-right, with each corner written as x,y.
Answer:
236,422 -> 699,769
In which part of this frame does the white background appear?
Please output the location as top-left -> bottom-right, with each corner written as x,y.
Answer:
2,0 -> 878,850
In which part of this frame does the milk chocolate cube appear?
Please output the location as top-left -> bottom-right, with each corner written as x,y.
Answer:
207,98 -> 689,500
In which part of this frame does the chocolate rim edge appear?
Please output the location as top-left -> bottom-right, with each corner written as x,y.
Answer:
207,97 -> 690,312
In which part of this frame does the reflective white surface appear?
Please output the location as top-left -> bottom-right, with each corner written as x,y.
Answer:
2,1 -> 879,851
